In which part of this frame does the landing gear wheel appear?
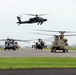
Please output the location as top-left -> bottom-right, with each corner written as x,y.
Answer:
41,47 -> 43,50
66,49 -> 68,52
4,48 -> 6,51
36,48 -> 37,50
63,49 -> 65,52
51,49 -> 53,52
13,48 -> 16,51
53,49 -> 56,52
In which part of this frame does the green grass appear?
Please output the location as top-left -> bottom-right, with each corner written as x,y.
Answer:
68,47 -> 76,50
0,48 -> 3,50
0,57 -> 76,69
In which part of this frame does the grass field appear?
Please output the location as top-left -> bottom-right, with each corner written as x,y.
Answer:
0,48 -> 3,50
0,57 -> 76,69
0,47 -> 76,70
68,47 -> 76,50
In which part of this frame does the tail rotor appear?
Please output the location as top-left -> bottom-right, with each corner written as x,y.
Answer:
17,16 -> 22,25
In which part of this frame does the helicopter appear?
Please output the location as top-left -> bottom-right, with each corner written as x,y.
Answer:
17,14 -> 47,25
31,37 -> 54,50
34,29 -> 76,52
0,38 -> 29,50
33,38 -> 46,50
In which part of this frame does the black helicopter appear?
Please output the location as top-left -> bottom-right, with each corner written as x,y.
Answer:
33,38 -> 45,50
0,38 -> 28,50
17,14 -> 47,25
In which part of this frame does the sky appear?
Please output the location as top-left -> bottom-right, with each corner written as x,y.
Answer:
0,0 -> 76,47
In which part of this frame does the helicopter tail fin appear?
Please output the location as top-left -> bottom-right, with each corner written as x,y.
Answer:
17,16 -> 21,23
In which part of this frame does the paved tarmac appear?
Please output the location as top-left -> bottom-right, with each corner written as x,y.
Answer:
0,48 -> 76,75
0,48 -> 76,57
0,68 -> 76,75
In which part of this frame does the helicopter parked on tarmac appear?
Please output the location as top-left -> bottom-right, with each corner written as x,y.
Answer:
31,38 -> 53,50
34,38 -> 45,50
17,14 -> 47,25
34,29 -> 76,52
0,38 -> 28,50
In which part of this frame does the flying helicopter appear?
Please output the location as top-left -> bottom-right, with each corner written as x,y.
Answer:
34,29 -> 76,52
16,14 -> 47,25
0,38 -> 29,50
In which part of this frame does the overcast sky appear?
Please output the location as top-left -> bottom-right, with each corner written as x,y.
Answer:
0,0 -> 76,46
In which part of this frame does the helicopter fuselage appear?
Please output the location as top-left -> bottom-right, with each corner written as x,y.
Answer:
35,40 -> 45,50
17,16 -> 47,25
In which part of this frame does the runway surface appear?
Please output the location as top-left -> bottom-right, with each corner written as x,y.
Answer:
0,48 -> 76,57
0,48 -> 76,75
0,68 -> 76,75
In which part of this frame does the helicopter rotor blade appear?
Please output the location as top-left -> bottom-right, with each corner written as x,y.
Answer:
35,29 -> 61,32
64,34 -> 76,36
35,29 -> 76,33
37,14 -> 48,16
32,32 -> 76,37
0,38 -> 30,42
23,14 -> 37,16
64,31 -> 76,33
32,32 -> 60,36
23,14 -> 48,16
0,39 -> 7,41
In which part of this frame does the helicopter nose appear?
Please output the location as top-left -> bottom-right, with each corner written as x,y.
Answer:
44,19 -> 47,21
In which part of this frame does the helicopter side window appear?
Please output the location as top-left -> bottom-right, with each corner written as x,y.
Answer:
5,42 -> 8,47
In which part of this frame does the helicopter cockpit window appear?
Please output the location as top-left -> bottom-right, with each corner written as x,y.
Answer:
9,42 -> 13,47
37,41 -> 41,44
54,41 -> 60,45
